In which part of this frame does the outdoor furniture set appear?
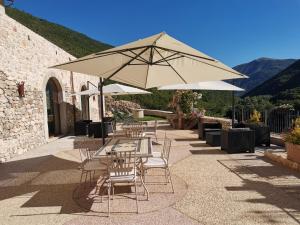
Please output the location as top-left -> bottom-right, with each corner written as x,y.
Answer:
198,119 -> 270,153
114,120 -> 158,140
75,120 -> 171,216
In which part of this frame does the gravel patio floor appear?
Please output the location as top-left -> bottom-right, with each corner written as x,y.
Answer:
1,122 -> 300,225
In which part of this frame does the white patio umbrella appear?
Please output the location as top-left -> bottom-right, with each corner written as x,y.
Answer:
51,32 -> 247,143
159,80 -> 245,126
71,83 -> 151,96
52,32 -> 246,89
158,80 -> 244,91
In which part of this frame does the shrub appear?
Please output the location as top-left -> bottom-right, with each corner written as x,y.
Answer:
248,109 -> 261,123
179,91 -> 195,114
285,127 -> 300,145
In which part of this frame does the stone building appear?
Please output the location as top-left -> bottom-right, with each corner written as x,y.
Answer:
0,4 -> 102,162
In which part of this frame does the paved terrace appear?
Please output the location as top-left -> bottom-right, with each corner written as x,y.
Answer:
1,122 -> 300,225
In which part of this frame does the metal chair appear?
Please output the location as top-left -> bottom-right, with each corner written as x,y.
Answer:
142,137 -> 174,193
77,148 -> 107,191
105,149 -> 148,216
143,120 -> 158,141
126,122 -> 144,138
111,123 -> 127,138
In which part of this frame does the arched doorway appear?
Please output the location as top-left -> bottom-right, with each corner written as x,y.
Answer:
81,85 -> 90,120
46,78 -> 61,136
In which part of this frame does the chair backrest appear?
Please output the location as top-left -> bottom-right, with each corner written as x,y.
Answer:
107,150 -> 137,178
162,138 -> 172,163
79,147 -> 97,161
154,120 -> 158,133
127,122 -> 144,138
75,140 -> 95,163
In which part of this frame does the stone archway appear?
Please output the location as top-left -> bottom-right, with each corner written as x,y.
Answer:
80,85 -> 90,120
46,77 -> 62,137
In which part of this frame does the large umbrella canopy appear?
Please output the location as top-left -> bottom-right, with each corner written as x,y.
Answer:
52,32 -> 247,89
72,83 -> 151,96
158,80 -> 244,91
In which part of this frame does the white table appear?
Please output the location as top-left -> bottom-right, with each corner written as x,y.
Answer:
93,137 -> 153,158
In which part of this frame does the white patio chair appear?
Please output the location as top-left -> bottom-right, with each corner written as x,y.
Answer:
77,148 -> 107,190
143,120 -> 158,141
151,132 -> 167,158
142,137 -> 174,193
105,149 -> 148,216
126,122 -> 144,138
111,123 -> 127,138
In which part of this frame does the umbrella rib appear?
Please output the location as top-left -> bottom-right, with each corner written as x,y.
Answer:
119,52 -> 148,64
152,52 -> 178,64
154,46 -> 216,62
106,47 -> 150,80
51,46 -> 147,68
183,55 -> 244,76
129,63 -> 149,65
129,50 -> 149,63
154,47 -> 187,84
154,54 -> 184,64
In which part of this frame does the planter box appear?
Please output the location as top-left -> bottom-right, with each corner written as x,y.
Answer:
198,120 -> 222,140
286,142 -> 300,164
221,128 -> 255,154
245,123 -> 270,147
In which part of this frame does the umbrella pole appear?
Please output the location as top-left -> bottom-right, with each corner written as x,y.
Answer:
232,90 -> 235,128
98,78 -> 105,145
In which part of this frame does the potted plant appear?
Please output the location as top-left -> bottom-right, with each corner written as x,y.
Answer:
245,109 -> 270,146
285,118 -> 300,163
169,91 -> 199,129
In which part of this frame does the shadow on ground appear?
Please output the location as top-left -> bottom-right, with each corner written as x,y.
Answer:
219,156 -> 300,224
0,153 -> 86,214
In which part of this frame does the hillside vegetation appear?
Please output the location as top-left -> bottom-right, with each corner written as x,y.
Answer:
233,58 -> 296,93
6,7 -> 112,57
245,60 -> 300,109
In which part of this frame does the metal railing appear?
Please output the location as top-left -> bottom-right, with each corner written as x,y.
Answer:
235,109 -> 300,134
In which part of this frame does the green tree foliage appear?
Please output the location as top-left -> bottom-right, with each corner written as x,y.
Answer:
178,91 -> 197,114
6,7 -> 112,58
235,95 -> 273,112
116,88 -> 174,111
197,91 -> 234,117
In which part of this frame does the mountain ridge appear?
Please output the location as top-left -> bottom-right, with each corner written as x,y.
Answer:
233,58 -> 297,94
245,59 -> 300,98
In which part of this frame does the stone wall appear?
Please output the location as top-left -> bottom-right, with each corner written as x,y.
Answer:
144,109 -> 174,118
200,116 -> 233,129
0,6 -> 102,162
105,96 -> 141,116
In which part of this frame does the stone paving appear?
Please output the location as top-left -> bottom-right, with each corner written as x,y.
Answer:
1,124 -> 300,225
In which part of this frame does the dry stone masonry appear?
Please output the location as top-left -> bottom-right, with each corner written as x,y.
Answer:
0,5 -> 102,162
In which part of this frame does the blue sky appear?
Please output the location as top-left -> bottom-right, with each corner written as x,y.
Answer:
12,0 -> 300,66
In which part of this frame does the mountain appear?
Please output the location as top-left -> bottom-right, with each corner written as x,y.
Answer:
233,58 -> 296,94
245,60 -> 300,102
6,7 -> 113,57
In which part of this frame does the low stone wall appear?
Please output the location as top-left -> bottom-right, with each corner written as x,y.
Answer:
105,97 -> 141,116
200,116 -> 233,129
264,150 -> 300,172
144,109 -> 174,119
